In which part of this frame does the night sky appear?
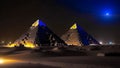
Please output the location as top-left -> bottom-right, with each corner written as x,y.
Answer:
0,0 -> 120,44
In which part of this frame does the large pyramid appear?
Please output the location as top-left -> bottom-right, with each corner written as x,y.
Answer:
34,20 -> 66,46
61,23 -> 100,46
8,20 -> 66,48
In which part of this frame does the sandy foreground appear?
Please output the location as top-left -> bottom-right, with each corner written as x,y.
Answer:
0,48 -> 120,68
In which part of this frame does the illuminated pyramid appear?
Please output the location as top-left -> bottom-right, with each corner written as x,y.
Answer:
34,20 -> 66,46
8,20 -> 66,48
61,23 -> 100,46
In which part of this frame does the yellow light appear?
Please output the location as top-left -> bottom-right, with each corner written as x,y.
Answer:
24,41 -> 35,48
6,43 -> 16,48
7,41 -> 35,48
0,58 -> 22,64
70,23 -> 77,29
32,20 -> 39,27
0,58 -> 4,64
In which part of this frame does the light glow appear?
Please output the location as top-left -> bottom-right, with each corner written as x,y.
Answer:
32,20 -> 39,27
70,23 -> 77,29
99,41 -> 103,45
108,41 -> 115,45
7,41 -> 35,48
106,13 -> 109,16
0,58 -> 4,64
0,58 -> 22,64
1,41 -> 5,44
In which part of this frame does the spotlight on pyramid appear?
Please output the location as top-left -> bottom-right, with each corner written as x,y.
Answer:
61,23 -> 100,46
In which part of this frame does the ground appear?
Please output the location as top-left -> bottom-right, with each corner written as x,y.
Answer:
0,47 -> 120,68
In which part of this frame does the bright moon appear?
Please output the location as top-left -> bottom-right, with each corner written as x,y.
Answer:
106,13 -> 109,16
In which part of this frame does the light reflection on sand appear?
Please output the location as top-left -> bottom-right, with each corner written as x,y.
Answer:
0,58 -> 25,65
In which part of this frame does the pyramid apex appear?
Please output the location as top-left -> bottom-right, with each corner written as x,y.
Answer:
70,23 -> 77,29
39,20 -> 46,27
31,19 -> 39,27
31,19 -> 47,27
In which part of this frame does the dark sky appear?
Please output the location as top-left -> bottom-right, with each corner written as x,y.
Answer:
0,0 -> 120,44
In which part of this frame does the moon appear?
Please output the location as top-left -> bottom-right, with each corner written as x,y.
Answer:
106,13 -> 109,16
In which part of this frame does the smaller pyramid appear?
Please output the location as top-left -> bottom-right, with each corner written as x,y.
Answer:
61,23 -> 100,46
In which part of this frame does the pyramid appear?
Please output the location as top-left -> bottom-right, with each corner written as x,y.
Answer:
61,23 -> 100,46
34,20 -> 67,46
8,20 -> 66,48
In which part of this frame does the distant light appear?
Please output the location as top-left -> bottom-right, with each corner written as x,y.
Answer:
9,42 -> 12,44
1,41 -> 5,44
108,41 -> 115,45
99,41 -> 103,45
109,42 -> 112,44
